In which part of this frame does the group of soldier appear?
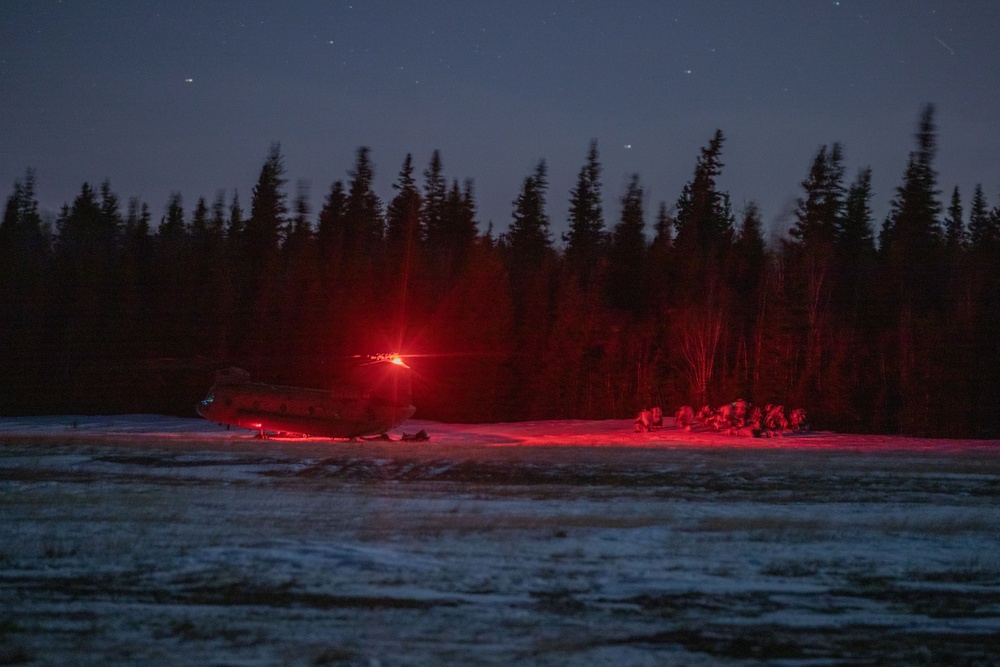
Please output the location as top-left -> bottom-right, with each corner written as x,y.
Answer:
635,400 -> 807,437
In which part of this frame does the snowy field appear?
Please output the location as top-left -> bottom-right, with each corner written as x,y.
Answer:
1,416 -> 999,665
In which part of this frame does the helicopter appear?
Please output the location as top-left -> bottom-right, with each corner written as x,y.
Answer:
196,354 -> 416,439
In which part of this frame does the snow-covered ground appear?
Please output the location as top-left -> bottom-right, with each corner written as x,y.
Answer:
2,415 -> 999,665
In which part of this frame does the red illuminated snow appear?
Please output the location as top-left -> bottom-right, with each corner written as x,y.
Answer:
402,419 -> 1000,452
1,415 -> 997,453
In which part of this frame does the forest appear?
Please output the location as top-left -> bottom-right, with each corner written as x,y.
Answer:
2,105 -> 999,438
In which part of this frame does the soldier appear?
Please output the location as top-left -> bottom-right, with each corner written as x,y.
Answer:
675,405 -> 695,428
790,408 -> 808,432
651,407 -> 663,429
713,403 -> 734,431
733,398 -> 749,427
749,406 -> 764,437
764,405 -> 788,436
634,409 -> 653,432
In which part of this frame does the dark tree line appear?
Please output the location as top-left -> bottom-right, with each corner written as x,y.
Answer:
3,106 -> 1000,436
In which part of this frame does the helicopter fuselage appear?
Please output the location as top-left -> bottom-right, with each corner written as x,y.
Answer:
196,360 -> 416,438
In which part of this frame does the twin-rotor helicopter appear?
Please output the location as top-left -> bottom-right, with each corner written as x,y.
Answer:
196,354 -> 417,439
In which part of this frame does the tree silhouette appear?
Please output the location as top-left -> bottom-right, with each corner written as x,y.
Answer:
606,173 -> 646,314
244,143 -> 288,258
783,143 -> 847,412
879,104 -> 943,313
968,184 -> 997,252
385,154 -> 422,257
673,129 -> 733,272
668,131 -> 734,405
839,167 -> 876,261
503,160 -> 556,417
506,160 -> 552,264
438,178 -> 478,278
564,140 -> 605,285
943,186 -> 968,251
877,105 -> 945,434
232,144 -> 288,359
422,150 -> 447,253
343,146 -> 384,262
0,170 -> 50,412
316,180 -> 346,268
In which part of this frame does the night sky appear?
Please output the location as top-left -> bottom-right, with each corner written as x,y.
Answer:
2,1 -> 998,239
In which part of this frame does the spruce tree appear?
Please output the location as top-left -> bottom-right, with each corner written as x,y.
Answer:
968,184 -> 996,251
790,143 -> 844,247
944,186 -> 968,251
838,167 -> 876,260
153,192 -> 192,358
190,193 -> 229,358
671,126 -> 735,328
607,173 -> 646,314
784,143 -> 849,417
226,190 -> 244,240
504,160 -> 555,416
733,202 -> 766,291
189,196 -> 210,241
0,169 -> 48,413
55,183 -> 104,257
646,201 -> 676,316
319,147 -> 385,357
123,197 -> 152,245
158,193 -> 187,240
673,129 -> 733,260
0,168 -> 47,260
384,154 -> 423,348
118,197 -> 153,356
877,105 -> 945,435
832,168 -> 881,431
651,201 -> 674,253
385,153 -> 423,254
836,167 -> 877,324
231,144 -> 288,358
98,180 -> 123,243
210,191 -> 228,240
316,180 -> 346,265
564,140 -> 605,282
244,143 -> 288,258
439,178 -> 478,275
422,150 -> 447,252
49,181 -> 124,409
287,181 -> 313,246
730,202 -> 767,399
669,131 -> 735,406
279,180 -> 321,371
343,146 -> 384,259
507,160 -> 552,263
879,104 -> 943,311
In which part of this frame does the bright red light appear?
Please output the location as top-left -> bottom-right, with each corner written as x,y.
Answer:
391,355 -> 405,366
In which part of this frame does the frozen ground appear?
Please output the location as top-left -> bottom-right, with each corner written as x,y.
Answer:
1,416 -> 999,665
